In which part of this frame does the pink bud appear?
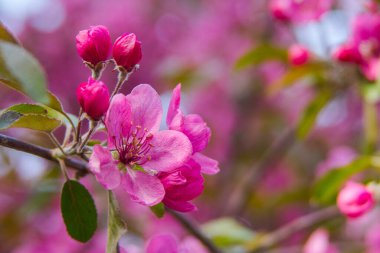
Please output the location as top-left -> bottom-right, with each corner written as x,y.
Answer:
337,181 -> 374,219
269,0 -> 293,22
76,77 -> 110,120
112,33 -> 142,72
76,25 -> 111,66
332,45 -> 361,63
288,44 -> 310,66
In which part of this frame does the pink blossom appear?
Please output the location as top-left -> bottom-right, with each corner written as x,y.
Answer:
113,33 -> 142,72
337,181 -> 374,219
89,84 -> 192,206
303,229 -> 339,253
158,159 -> 204,212
145,234 -> 208,253
167,84 -> 219,175
288,44 -> 310,66
76,25 -> 111,66
333,12 -> 380,81
76,77 -> 110,120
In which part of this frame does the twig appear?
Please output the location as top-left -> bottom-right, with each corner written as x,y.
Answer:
0,133 -> 89,174
247,207 -> 340,253
225,128 -> 296,215
166,208 -> 223,253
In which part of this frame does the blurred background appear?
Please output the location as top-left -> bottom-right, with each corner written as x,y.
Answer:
0,0 -> 377,252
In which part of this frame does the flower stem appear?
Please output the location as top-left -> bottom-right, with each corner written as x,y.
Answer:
78,120 -> 98,152
48,132 -> 66,156
111,68 -> 129,98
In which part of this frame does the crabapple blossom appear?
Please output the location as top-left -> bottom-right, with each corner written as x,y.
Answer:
288,44 -> 310,66
76,77 -> 110,120
337,181 -> 374,219
76,25 -> 111,66
113,33 -> 142,72
89,84 -> 192,206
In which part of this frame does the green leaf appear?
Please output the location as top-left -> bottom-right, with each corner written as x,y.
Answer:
0,22 -> 19,44
150,203 -> 165,218
235,44 -> 288,70
61,180 -> 97,243
0,104 -> 64,132
312,157 -> 373,205
202,218 -> 255,247
296,90 -> 332,139
107,191 -> 127,253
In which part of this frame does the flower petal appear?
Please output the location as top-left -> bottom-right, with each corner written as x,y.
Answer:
89,145 -> 121,189
144,130 -> 192,172
163,198 -> 197,212
105,94 -> 132,148
192,153 -> 220,175
182,114 -> 211,153
121,169 -> 165,206
126,84 -> 162,133
146,234 -> 178,253
167,83 -> 181,126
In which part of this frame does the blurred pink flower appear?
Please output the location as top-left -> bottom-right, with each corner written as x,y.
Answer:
316,146 -> 357,177
145,233 -> 207,253
337,181 -> 374,219
113,33 -> 142,72
76,25 -> 111,66
89,84 -> 192,206
303,228 -> 339,253
288,44 -> 310,66
76,77 -> 110,120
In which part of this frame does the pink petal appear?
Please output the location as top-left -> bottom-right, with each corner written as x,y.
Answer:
163,198 -> 197,212
121,169 -> 165,206
105,94 -> 132,148
89,145 -> 121,190
126,84 -> 162,133
144,130 -> 192,172
167,84 -> 181,126
182,114 -> 211,153
192,153 -> 220,175
146,234 -> 178,253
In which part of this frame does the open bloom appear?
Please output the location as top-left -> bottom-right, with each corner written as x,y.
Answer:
167,84 -> 219,175
89,84 -> 192,206
113,33 -> 142,72
337,181 -> 374,219
76,25 -> 111,66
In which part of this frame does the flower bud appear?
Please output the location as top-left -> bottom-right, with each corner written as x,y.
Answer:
76,25 -> 111,66
337,181 -> 374,219
288,44 -> 310,66
76,77 -> 110,120
112,33 -> 142,72
269,0 -> 293,22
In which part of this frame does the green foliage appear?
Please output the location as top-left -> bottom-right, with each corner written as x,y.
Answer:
0,22 -> 19,45
150,203 -> 165,218
107,191 -> 127,253
0,104 -> 64,132
235,44 -> 288,70
312,157 -> 373,205
61,180 -> 97,243
202,218 -> 255,247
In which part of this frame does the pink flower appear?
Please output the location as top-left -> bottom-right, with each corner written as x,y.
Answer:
158,159 -> 204,212
76,77 -> 110,120
145,234 -> 208,253
337,181 -> 374,219
167,84 -> 219,175
303,229 -> 339,253
333,13 -> 380,81
113,33 -> 142,72
288,44 -> 310,66
89,84 -> 192,206
76,25 -> 111,66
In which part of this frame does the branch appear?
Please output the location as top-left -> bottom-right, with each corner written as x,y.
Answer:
0,133 -> 89,174
166,208 -> 224,253
248,207 -> 340,253
225,128 -> 296,215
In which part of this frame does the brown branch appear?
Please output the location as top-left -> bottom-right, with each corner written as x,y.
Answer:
248,207 -> 340,253
0,133 -> 89,173
166,208 -> 224,253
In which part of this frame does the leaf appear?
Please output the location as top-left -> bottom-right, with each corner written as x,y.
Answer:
150,203 -> 165,218
312,157 -> 372,205
107,191 -> 127,253
202,218 -> 255,247
235,44 -> 288,70
0,104 -> 64,132
296,90 -> 332,139
61,180 -> 97,243
0,22 -> 19,44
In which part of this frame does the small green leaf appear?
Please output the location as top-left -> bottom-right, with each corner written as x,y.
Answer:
312,157 -> 372,205
0,22 -> 19,44
235,44 -> 288,70
296,90 -> 332,139
202,218 -> 255,247
61,180 -> 97,243
107,191 -> 127,253
150,203 -> 165,218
